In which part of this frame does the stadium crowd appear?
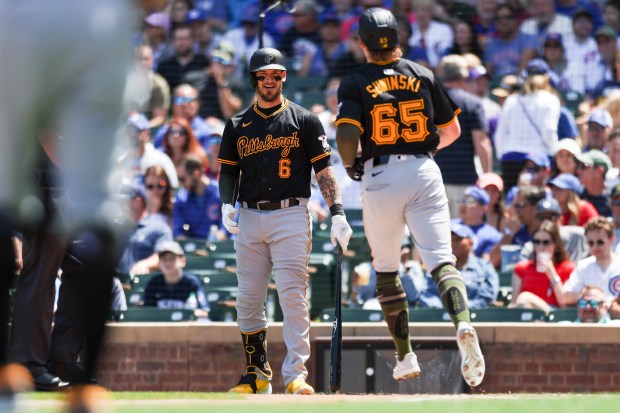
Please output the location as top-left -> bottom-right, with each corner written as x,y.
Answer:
8,0 -> 620,395
94,0 -> 620,321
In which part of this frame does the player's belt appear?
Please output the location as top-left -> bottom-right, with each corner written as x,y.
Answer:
242,198 -> 301,211
372,153 -> 430,167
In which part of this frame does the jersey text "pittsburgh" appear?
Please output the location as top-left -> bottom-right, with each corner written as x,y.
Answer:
237,132 -> 300,158
365,75 -> 421,98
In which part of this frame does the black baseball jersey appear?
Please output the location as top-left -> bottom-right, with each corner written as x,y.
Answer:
336,58 -> 461,163
217,98 -> 332,203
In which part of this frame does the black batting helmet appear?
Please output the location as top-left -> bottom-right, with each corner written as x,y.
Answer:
248,48 -> 286,88
357,7 -> 399,51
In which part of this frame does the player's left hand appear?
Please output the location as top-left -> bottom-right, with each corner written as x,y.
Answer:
221,203 -> 239,234
331,215 -> 353,252
345,157 -> 364,181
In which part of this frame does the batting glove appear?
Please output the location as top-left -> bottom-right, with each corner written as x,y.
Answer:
345,156 -> 364,181
330,215 -> 352,252
221,203 -> 239,234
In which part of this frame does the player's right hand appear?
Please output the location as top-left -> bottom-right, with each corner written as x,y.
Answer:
331,215 -> 353,252
222,203 -> 240,234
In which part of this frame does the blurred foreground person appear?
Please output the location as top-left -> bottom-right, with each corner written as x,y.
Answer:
0,1 -> 165,412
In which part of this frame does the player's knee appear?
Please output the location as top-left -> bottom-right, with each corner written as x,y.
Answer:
375,270 -> 401,291
430,263 -> 462,285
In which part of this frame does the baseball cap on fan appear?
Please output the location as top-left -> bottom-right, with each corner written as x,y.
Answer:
357,7 -> 399,51
536,198 -> 562,219
587,109 -> 613,128
525,153 -> 551,169
186,9 -> 208,24
144,12 -> 170,30
477,172 -> 504,192
156,240 -> 185,257
451,221 -> 477,242
548,173 -> 583,194
463,186 -> 490,206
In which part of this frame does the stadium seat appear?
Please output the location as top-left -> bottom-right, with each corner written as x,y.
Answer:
409,308 -> 451,322
184,253 -> 237,271
117,308 -> 196,322
320,308 -> 384,322
125,290 -> 144,307
546,307 -> 578,323
176,238 -> 208,255
208,301 -> 237,322
198,271 -> 238,289
470,307 -> 547,322
130,272 -> 161,292
206,239 -> 235,253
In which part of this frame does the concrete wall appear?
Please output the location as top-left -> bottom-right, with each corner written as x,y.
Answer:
97,322 -> 620,393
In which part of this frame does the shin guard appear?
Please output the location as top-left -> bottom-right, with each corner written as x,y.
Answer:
431,263 -> 470,326
241,329 -> 272,378
376,271 -> 412,359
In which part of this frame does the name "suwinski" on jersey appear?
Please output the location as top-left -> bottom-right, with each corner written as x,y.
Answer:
237,132 -> 300,158
365,75 -> 421,98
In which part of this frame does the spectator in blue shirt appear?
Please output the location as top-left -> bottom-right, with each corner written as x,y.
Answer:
484,4 -> 538,79
173,154 -> 225,239
412,222 -> 499,309
143,241 -> 209,318
453,186 -> 502,262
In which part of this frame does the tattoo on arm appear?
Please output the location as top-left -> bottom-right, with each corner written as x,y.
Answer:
316,166 -> 342,207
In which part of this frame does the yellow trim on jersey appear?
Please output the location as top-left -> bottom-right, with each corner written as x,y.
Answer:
335,118 -> 364,134
310,151 -> 331,164
217,158 -> 238,166
436,109 -> 461,128
253,98 -> 289,119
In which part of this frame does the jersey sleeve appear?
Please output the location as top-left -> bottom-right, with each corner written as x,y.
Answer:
429,76 -> 461,128
304,113 -> 332,173
335,75 -> 364,133
217,119 -> 240,176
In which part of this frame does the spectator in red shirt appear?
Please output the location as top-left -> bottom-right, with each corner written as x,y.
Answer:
549,173 -> 599,226
511,220 -> 575,312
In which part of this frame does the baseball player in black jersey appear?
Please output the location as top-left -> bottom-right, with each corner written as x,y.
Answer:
335,8 -> 485,387
217,48 -> 352,395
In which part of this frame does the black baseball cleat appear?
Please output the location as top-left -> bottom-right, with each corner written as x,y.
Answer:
34,372 -> 71,392
48,361 -> 97,386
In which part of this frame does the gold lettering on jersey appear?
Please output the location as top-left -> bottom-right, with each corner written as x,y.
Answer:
237,132 -> 300,158
365,75 -> 420,98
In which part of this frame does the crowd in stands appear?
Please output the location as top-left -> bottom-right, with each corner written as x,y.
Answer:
113,0 -> 620,323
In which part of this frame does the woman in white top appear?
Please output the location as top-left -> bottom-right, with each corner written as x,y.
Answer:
494,59 -> 561,191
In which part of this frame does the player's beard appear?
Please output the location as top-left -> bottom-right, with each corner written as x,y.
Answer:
257,82 -> 282,104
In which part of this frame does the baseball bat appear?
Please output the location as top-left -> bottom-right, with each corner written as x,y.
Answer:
329,245 -> 343,393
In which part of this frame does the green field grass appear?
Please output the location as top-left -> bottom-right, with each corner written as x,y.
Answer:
12,392 -> 620,413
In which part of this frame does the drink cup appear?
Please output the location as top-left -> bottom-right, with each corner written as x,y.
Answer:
537,251 -> 551,273
500,245 -> 521,272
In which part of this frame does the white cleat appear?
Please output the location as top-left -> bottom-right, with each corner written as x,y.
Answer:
457,322 -> 485,387
392,352 -> 421,381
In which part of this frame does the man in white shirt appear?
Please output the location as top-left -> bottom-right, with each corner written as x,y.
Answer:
563,9 -> 598,94
519,0 -> 574,49
118,113 -> 179,188
408,0 -> 454,68
554,217 -> 620,306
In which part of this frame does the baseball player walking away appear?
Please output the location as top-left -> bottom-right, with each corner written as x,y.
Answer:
335,8 -> 485,387
217,48 -> 353,395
